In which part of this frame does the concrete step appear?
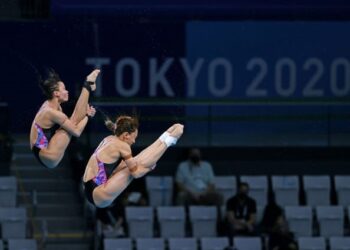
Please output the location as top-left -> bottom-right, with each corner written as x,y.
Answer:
12,137 -> 91,250
21,179 -> 77,192
13,142 -> 32,154
12,153 -> 72,170
12,153 -> 43,166
34,217 -> 87,232
18,192 -> 81,205
22,204 -> 83,217
34,230 -> 93,242
14,143 -> 32,153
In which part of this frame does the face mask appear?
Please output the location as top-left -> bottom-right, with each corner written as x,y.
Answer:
189,155 -> 200,164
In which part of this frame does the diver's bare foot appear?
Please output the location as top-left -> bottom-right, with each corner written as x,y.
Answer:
169,124 -> 184,139
86,69 -> 100,91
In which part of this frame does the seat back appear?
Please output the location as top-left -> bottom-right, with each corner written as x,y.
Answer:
125,207 -> 153,238
298,237 -> 326,250
200,237 -> 229,250
233,237 -> 262,250
135,238 -> 164,250
8,239 -> 37,250
0,176 -> 17,207
335,176 -> 350,206
329,237 -> 350,250
303,176 -> 330,206
104,238 -> 132,250
168,238 -> 197,250
316,206 -> 344,237
272,175 -> 299,206
157,206 -> 186,238
285,206 -> 313,237
146,176 -> 173,207
0,207 -> 27,239
213,176 -> 236,203
189,206 -> 217,237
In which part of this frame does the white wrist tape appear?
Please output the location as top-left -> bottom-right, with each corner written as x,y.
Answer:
159,131 -> 177,147
164,135 -> 177,147
159,132 -> 170,142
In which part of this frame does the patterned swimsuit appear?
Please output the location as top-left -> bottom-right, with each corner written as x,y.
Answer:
34,123 -> 49,149
31,123 -> 53,168
83,139 -> 123,205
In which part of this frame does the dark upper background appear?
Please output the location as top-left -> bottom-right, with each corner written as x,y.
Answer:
1,0 -> 350,148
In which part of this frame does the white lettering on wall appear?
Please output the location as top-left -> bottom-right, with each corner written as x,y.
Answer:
208,58 -> 233,97
115,58 -> 140,97
149,58 -> 175,97
180,58 -> 204,97
85,56 -> 350,98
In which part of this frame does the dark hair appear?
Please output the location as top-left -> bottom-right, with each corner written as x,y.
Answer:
105,115 -> 139,136
239,182 -> 249,189
38,68 -> 61,99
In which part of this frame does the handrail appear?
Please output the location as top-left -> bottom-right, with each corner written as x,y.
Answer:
41,219 -> 48,247
32,189 -> 38,216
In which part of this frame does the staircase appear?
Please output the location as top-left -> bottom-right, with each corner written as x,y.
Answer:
11,136 -> 94,250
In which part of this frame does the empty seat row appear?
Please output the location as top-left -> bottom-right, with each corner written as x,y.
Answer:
126,206 -> 218,238
298,237 -> 350,250
222,175 -> 350,207
146,175 -> 350,207
104,237 -> 261,250
286,205 -> 349,237
104,236 -> 350,250
125,205 -> 350,238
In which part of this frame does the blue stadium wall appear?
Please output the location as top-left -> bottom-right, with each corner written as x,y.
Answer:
1,15 -> 350,146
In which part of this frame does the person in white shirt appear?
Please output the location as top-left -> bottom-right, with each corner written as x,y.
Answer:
175,148 -> 222,205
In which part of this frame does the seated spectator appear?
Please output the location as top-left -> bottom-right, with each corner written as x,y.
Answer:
175,147 -> 223,206
224,182 -> 257,237
261,195 -> 297,250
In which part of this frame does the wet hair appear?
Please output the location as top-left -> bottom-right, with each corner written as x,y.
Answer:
38,68 -> 61,100
105,115 -> 139,136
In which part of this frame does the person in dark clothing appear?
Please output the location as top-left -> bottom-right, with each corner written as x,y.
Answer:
261,194 -> 297,250
225,182 -> 257,237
